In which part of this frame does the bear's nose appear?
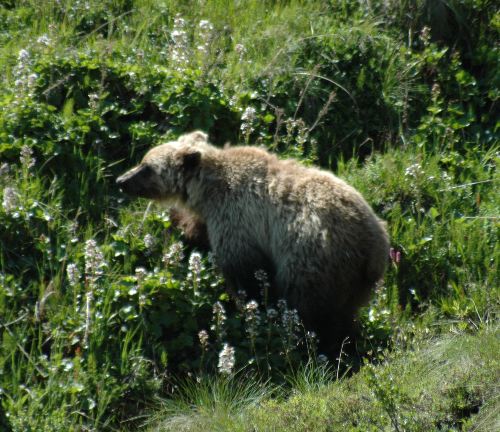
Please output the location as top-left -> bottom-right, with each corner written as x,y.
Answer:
116,169 -> 137,194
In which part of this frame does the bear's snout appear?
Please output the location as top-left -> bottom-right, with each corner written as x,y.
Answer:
116,164 -> 160,198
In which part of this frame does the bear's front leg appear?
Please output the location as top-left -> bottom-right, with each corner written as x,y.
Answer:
169,207 -> 210,251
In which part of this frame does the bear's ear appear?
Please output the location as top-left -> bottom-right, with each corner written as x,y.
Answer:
175,148 -> 201,171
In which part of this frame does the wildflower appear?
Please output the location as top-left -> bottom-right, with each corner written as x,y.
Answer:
66,263 -> 81,287
170,14 -> 190,69
234,43 -> 247,60
198,329 -> 209,351
197,19 -> 214,56
420,26 -> 431,46
306,330 -> 318,352
20,145 -> 35,169
84,239 -> 107,284
255,269 -> 270,300
241,106 -> 256,123
241,106 -> 257,139
211,301 -> 227,340
199,20 -> 213,31
254,269 -> 268,284
163,242 -> 184,268
188,251 -> 202,275
135,267 -> 147,282
37,35 -> 52,46
188,251 -> 203,290
404,163 -> 424,179
18,49 -> 30,63
0,163 -> 10,177
317,354 -> 328,364
279,299 -> 301,349
282,308 -> 300,333
245,300 -> 261,340
266,308 -> 278,320
218,343 -> 235,374
2,187 -> 19,214
143,233 -> 155,251
27,73 -> 38,87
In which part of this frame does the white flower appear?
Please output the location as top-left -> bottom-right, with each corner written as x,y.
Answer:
317,354 -> 328,364
37,35 -> 52,46
199,20 -> 213,31
27,73 -> 38,87
18,49 -> 30,62
84,239 -> 107,283
241,107 -> 257,136
20,145 -> 35,169
188,251 -> 202,274
241,106 -> 256,122
404,163 -> 424,179
211,301 -> 227,339
235,44 -> 246,55
266,308 -> 278,320
234,43 -> 247,61
2,187 -> 19,214
198,329 -> 209,350
0,163 -> 10,177
143,233 -> 155,250
66,263 -> 81,287
163,241 -> 184,267
135,267 -> 147,281
218,343 -> 235,374
245,300 -> 260,340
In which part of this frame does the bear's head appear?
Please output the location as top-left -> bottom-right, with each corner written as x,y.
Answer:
116,131 -> 210,202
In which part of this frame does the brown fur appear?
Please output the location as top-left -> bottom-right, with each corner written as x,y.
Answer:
117,131 -> 390,353
169,207 -> 210,251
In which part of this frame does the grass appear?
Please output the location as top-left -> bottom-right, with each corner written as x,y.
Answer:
0,0 -> 499,430
147,324 -> 500,431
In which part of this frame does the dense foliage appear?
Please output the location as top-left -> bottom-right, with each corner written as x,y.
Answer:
0,1 -> 498,430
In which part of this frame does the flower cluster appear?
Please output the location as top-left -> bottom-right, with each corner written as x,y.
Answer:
278,299 -> 302,349
143,233 -> 155,256
170,14 -> 190,70
211,301 -> 227,341
254,269 -> 271,300
234,43 -> 247,61
20,145 -> 36,170
66,263 -> 81,287
241,106 -> 257,141
162,242 -> 185,268
197,19 -> 214,57
13,48 -> 38,93
198,329 -> 209,351
188,251 -> 203,290
84,239 -> 107,285
244,300 -> 261,341
2,187 -> 19,215
217,343 -> 236,374
404,162 -> 424,179
36,34 -> 52,47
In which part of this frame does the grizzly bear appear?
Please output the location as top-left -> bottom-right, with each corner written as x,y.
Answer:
117,131 -> 389,353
